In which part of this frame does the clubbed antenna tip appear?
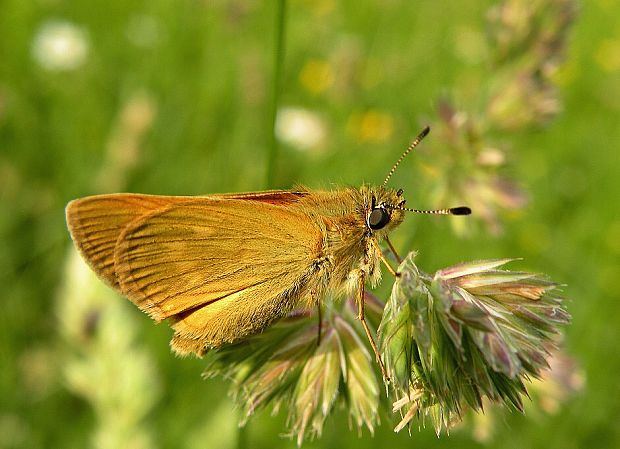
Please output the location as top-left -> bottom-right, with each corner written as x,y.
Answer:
449,206 -> 471,215
418,125 -> 430,139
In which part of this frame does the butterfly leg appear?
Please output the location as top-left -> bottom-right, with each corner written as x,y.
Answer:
384,235 -> 402,264
375,245 -> 400,278
316,300 -> 322,346
357,271 -> 389,381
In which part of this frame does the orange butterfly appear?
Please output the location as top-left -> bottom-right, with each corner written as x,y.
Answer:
66,127 -> 470,378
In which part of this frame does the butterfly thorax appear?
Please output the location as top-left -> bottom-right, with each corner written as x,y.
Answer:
294,185 -> 405,298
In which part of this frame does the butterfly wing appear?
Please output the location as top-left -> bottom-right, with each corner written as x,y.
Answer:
66,194 -> 194,288
65,191 -> 309,288
66,191 -> 324,355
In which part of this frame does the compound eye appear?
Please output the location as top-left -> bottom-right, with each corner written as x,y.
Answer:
368,208 -> 390,230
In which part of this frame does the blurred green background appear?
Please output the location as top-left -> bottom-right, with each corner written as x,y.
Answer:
1,0 -> 619,448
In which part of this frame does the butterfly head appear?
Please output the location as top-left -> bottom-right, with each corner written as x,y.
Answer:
364,126 -> 471,235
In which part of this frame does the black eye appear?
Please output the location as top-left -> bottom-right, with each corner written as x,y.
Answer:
368,208 -> 390,230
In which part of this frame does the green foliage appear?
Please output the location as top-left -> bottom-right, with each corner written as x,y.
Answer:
380,254 -> 569,433
57,251 -> 161,449
201,253 -> 569,444
204,305 -> 381,445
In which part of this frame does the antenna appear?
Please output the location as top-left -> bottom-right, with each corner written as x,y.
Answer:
383,125 -> 430,186
387,205 -> 472,215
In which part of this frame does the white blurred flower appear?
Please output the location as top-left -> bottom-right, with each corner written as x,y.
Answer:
276,107 -> 327,151
32,20 -> 89,71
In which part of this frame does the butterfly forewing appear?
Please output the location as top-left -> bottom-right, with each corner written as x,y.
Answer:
65,194 -> 195,287
65,190 -> 310,288
67,191 -> 325,355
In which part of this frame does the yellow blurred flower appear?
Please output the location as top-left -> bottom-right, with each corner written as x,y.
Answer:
594,38 -> 620,72
347,110 -> 394,143
302,0 -> 335,16
299,59 -> 334,95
